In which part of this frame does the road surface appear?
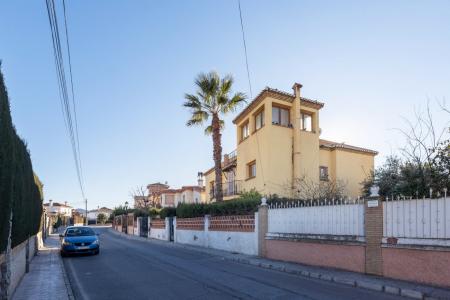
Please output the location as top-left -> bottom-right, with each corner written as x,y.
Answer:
63,227 -> 403,300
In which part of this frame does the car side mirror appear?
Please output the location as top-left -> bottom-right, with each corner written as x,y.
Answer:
59,234 -> 64,238
96,233 -> 100,236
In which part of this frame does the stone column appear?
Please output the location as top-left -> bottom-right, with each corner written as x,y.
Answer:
257,198 -> 268,257
364,196 -> 384,275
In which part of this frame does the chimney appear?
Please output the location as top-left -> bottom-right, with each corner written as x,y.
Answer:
197,172 -> 204,187
49,199 -> 53,207
64,201 -> 68,206
292,82 -> 303,99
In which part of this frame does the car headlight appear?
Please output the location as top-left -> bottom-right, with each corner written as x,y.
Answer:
63,240 -> 72,246
92,240 -> 99,245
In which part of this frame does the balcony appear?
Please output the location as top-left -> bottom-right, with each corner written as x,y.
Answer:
223,150 -> 237,171
210,180 -> 242,199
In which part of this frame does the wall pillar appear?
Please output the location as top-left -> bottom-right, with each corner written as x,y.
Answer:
204,215 -> 210,248
364,197 -> 383,275
258,201 -> 268,257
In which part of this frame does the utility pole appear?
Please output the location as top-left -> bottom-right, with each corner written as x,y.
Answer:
85,198 -> 88,226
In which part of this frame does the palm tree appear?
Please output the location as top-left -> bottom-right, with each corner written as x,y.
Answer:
183,71 -> 246,202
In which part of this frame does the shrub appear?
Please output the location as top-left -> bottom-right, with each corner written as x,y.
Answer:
176,190 -> 263,218
160,207 -> 176,219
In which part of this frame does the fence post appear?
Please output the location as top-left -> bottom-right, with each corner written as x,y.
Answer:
258,198 -> 268,257
364,187 -> 384,276
204,215 -> 210,248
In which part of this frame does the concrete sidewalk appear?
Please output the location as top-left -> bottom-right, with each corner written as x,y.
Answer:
12,234 -> 73,300
111,228 -> 450,300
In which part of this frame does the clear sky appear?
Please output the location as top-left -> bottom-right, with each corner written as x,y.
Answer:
1,1 -> 449,210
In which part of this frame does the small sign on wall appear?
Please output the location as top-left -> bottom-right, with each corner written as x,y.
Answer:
367,200 -> 379,208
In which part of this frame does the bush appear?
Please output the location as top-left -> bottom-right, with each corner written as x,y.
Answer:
160,207 -> 176,219
176,190 -> 263,218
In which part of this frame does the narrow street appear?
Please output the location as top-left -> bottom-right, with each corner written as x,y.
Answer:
63,228 -> 403,300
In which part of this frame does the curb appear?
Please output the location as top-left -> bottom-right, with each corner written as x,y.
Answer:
58,250 -> 75,300
226,256 -> 430,299
110,228 -> 441,300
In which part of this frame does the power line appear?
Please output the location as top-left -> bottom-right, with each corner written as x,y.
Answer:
45,0 -> 86,203
62,0 -> 84,184
238,0 -> 252,98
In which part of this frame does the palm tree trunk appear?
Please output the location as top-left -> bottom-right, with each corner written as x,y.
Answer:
212,113 -> 223,202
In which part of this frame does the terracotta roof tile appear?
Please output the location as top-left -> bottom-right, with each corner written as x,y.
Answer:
319,139 -> 378,155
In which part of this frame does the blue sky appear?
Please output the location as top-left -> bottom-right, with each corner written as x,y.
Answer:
1,1 -> 449,209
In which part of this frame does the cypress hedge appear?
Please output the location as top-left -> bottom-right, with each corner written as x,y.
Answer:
0,64 -> 43,252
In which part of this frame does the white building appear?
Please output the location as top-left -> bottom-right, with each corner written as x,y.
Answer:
160,186 -> 205,208
87,207 -> 113,221
43,200 -> 73,217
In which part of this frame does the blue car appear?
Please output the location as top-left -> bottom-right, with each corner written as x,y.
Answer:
60,226 -> 100,256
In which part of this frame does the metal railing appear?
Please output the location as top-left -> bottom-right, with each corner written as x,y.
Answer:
209,180 -> 243,199
268,198 -> 365,236
383,189 -> 449,239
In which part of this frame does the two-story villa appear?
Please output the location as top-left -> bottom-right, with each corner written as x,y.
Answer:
204,83 -> 377,202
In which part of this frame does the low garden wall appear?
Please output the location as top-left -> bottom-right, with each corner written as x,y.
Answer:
382,245 -> 450,288
149,218 -> 169,241
0,235 -> 38,297
174,214 -> 258,255
265,233 -> 366,273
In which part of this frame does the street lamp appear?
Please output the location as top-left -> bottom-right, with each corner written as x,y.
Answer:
124,201 -> 129,213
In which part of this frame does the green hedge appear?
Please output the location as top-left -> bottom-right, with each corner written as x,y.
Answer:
0,65 -> 43,251
160,207 -> 176,219
176,190 -> 262,218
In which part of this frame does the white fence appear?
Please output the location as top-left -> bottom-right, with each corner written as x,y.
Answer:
268,200 -> 365,236
384,196 -> 450,239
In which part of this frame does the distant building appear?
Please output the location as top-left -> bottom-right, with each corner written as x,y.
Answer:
134,177 -> 206,209
43,200 -> 73,217
87,207 -> 113,221
160,186 -> 205,208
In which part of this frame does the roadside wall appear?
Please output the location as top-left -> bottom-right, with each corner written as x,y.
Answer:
0,235 -> 37,297
174,215 -> 258,255
149,218 -> 169,241
265,234 -> 365,273
382,246 -> 450,288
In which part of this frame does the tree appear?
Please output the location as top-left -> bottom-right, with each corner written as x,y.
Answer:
362,101 -> 449,197
130,186 -> 150,208
97,213 -> 107,224
183,71 -> 246,201
291,176 -> 348,200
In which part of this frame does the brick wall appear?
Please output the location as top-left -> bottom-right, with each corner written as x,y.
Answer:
150,219 -> 166,229
209,215 -> 255,232
176,217 -> 204,230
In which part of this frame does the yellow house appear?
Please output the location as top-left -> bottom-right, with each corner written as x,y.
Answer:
204,83 -> 377,202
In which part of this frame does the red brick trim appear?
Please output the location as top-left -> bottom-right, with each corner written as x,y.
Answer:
176,217 -> 204,230
209,215 -> 255,232
151,219 -> 166,229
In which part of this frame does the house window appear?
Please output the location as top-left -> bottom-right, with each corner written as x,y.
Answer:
210,181 -> 215,198
320,166 -> 329,181
255,109 -> 264,130
300,112 -> 313,131
272,106 -> 289,127
241,121 -> 249,140
247,161 -> 256,179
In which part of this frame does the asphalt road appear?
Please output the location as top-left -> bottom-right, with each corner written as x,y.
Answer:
63,227 -> 403,300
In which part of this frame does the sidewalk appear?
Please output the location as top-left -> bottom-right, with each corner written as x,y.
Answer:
12,234 -> 73,300
111,229 -> 450,300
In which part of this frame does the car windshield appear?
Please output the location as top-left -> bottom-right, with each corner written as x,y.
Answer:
65,228 -> 95,237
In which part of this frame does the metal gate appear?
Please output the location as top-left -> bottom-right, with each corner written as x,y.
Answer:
140,217 -> 149,237
168,217 -> 174,241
